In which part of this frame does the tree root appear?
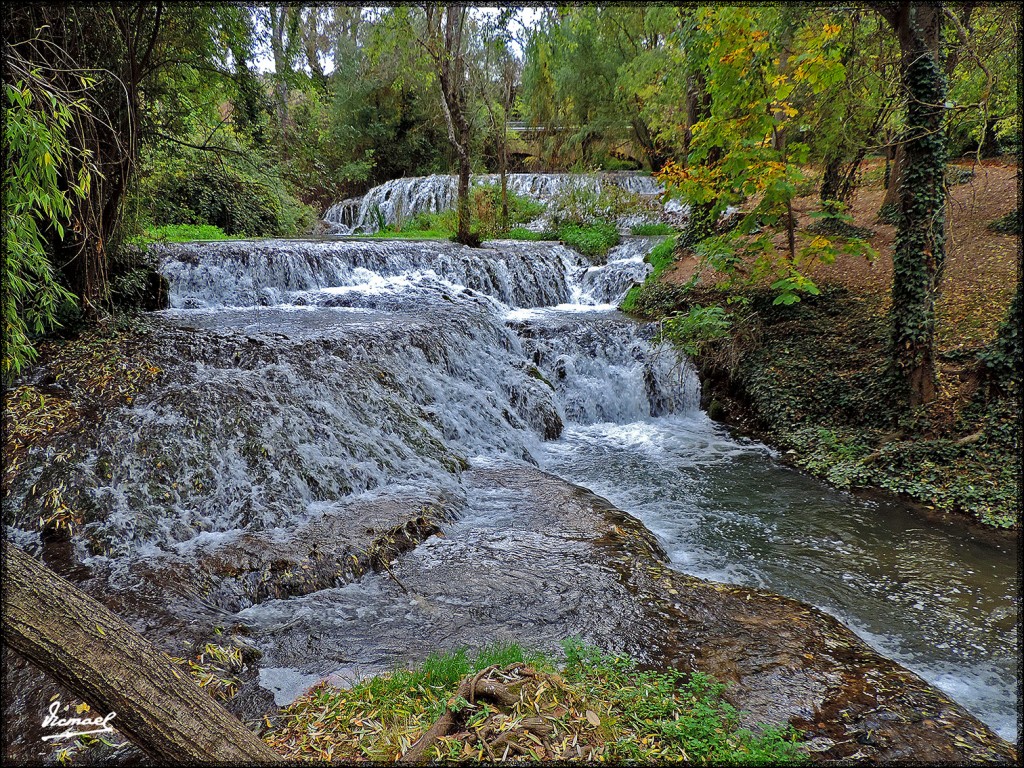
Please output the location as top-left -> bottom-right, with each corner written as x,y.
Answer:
399,664 -> 546,763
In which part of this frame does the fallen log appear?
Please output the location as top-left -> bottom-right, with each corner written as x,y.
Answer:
2,545 -> 283,764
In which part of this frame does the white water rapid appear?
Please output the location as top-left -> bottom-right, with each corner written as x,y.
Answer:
3,230 -> 1016,743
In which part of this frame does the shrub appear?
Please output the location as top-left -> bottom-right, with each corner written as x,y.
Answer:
549,177 -> 654,227
558,221 -> 621,261
4,79 -> 83,379
662,304 -> 734,356
140,156 -> 317,237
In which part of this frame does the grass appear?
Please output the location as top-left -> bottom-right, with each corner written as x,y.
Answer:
505,227 -> 557,241
630,222 -> 677,236
139,223 -> 234,242
263,641 -> 806,763
557,222 -> 621,261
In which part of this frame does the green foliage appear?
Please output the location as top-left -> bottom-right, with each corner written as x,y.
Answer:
645,237 -> 678,277
3,80 -> 83,379
267,641 -> 805,763
140,224 -> 233,243
662,305 -> 734,356
519,8 -> 677,169
675,288 -> 1019,528
807,201 -> 875,239
557,222 -> 621,261
978,285 -> 1021,391
371,187 -> 547,241
549,179 -> 655,228
505,227 -> 558,241
559,641 -> 805,765
620,237 -> 683,314
469,183 -> 546,237
140,159 -> 314,237
631,222 -> 677,236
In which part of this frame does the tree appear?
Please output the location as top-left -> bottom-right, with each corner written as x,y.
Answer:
874,1 -> 948,405
3,545 -> 283,763
2,61 -> 88,379
419,4 -> 475,245
654,7 -> 873,305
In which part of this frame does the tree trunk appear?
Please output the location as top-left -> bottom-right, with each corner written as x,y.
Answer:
457,129 -> 472,244
820,155 -> 845,203
880,1 -> 946,406
2,546 -> 283,765
880,143 -> 905,216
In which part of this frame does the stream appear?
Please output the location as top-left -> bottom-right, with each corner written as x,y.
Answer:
4,223 -> 1017,748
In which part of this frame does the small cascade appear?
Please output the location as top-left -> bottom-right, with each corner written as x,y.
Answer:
575,236 -> 662,306
325,172 -> 665,234
154,239 -> 587,310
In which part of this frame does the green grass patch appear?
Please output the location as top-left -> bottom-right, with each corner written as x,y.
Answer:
558,222 -> 621,261
139,223 -> 234,242
263,641 -> 805,763
630,222 -> 677,236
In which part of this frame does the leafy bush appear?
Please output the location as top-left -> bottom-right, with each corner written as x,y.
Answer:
470,183 -> 546,236
549,177 -> 654,227
140,155 -> 317,237
558,221 -> 621,261
662,305 -> 734,356
4,80 -> 83,379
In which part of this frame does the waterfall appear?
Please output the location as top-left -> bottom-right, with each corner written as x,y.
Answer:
4,236 -> 697,564
324,172 -> 665,234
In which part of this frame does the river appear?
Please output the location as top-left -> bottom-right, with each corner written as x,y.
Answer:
3,228 -> 1017,747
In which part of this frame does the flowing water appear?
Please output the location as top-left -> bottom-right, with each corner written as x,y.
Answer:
4,231 -> 1017,743
324,172 -> 664,233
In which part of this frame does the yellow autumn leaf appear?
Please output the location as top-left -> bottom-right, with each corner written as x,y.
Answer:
75,702 -> 91,714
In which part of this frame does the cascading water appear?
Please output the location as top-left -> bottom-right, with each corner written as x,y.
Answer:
3,228 -> 1017,746
324,172 -> 665,234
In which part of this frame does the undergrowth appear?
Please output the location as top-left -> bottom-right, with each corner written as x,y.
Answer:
556,222 -> 620,262
689,290 -> 1019,528
263,641 -> 806,763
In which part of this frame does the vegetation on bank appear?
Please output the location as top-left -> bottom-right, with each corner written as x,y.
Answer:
620,164 -> 1020,528
263,641 -> 805,764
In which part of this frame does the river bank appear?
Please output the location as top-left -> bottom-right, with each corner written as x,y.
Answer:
626,159 -> 1020,530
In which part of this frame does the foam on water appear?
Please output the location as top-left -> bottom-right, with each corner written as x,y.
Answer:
4,229 -> 1016,742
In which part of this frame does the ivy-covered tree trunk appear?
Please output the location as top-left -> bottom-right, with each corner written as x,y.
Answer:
879,2 -> 946,406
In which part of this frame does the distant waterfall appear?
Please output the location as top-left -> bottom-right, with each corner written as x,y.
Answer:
324,172 -> 665,234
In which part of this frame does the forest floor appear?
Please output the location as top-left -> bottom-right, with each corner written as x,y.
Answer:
638,157 -> 1019,528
